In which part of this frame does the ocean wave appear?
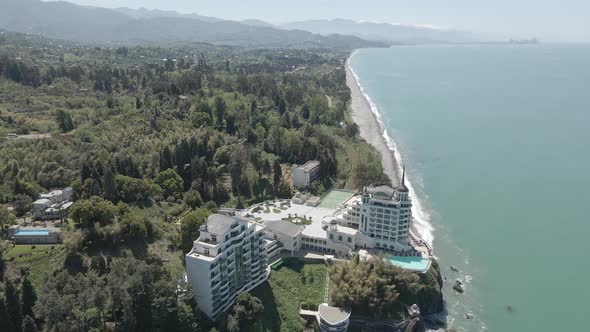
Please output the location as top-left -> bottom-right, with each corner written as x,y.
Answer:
348,53 -> 434,245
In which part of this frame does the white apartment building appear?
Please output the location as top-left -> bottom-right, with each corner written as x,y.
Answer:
292,160 -> 321,189
185,214 -> 273,319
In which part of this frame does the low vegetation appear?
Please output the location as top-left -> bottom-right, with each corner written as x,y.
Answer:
329,255 -> 444,320
249,259 -> 326,332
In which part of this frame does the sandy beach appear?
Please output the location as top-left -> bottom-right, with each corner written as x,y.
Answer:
346,54 -> 401,186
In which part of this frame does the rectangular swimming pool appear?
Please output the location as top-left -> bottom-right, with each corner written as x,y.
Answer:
388,256 -> 431,272
15,230 -> 51,236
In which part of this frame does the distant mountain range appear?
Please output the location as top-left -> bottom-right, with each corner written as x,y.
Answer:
0,0 -> 504,47
0,0 -> 385,49
280,19 -> 485,44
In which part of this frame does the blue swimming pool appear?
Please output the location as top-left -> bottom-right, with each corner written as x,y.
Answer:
15,230 -> 50,236
388,256 -> 431,272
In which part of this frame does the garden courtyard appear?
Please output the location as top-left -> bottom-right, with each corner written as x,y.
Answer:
246,258 -> 327,332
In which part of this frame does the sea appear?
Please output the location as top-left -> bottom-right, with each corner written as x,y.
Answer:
349,45 -> 590,332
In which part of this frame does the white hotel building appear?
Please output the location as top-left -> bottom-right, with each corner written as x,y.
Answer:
185,214 -> 278,319
336,184 -> 413,252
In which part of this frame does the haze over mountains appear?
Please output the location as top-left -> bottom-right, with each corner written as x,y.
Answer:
0,0 -> 487,47
281,19 -> 484,44
0,0 -> 384,48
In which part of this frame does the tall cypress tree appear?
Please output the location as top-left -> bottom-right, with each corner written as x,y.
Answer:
273,160 -> 282,190
21,274 -> 37,319
5,279 -> 22,332
102,167 -> 116,202
0,300 -> 9,331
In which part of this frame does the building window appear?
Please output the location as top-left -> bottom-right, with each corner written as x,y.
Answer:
204,249 -> 209,255
338,235 -> 343,241
347,237 -> 352,243
211,235 -> 217,242
329,234 -> 334,240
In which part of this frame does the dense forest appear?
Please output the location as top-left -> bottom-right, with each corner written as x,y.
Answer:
0,32 -> 391,332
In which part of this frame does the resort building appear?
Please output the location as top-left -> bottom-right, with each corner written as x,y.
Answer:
241,168 -> 427,260
185,214 -> 271,319
33,187 -> 74,220
335,183 -> 413,252
263,220 -> 302,256
185,170 -> 432,319
292,160 -> 321,189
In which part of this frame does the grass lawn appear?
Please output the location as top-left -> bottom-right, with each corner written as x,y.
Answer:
248,258 -> 327,332
281,217 -> 312,226
3,244 -> 66,287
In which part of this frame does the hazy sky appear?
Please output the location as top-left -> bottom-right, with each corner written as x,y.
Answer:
60,0 -> 590,42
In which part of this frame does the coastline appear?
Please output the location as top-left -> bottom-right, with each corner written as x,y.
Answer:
345,50 -> 434,244
346,52 -> 401,186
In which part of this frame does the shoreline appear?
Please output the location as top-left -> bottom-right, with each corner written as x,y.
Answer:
345,52 -> 401,186
346,51 -> 434,244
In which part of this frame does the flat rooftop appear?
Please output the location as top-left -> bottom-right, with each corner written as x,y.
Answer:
264,220 -> 303,237
243,194 -> 358,240
205,214 -> 252,235
318,303 -> 351,325
298,160 -> 320,172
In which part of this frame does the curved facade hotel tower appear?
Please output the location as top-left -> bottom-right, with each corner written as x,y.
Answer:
337,183 -> 412,252
185,214 -> 275,319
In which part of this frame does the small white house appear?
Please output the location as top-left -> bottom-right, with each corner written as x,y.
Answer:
32,199 -> 52,219
292,160 -> 320,189
33,187 -> 74,220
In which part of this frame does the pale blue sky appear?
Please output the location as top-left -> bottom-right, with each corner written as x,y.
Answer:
61,0 -> 590,42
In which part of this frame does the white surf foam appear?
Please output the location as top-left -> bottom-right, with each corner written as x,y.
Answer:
348,53 -> 434,245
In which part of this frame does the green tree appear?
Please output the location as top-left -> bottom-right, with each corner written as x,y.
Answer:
329,256 -> 404,318
177,302 -> 198,332
155,169 -> 184,198
0,251 -> 5,280
20,274 -> 37,319
69,196 -> 116,229
272,160 -> 282,190
191,112 -> 212,128
102,167 -> 116,202
183,190 -> 203,209
0,205 -> 16,232
13,194 -> 32,217
227,293 -> 264,331
180,209 -> 210,252
14,179 -> 40,200
21,315 -> 37,332
5,278 -> 23,332
115,175 -> 162,203
0,300 -> 9,332
120,214 -> 148,244
214,96 -> 226,128
55,109 -> 75,133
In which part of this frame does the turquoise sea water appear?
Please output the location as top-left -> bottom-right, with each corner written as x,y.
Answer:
350,45 -> 590,331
